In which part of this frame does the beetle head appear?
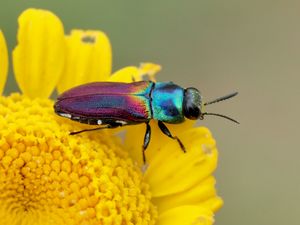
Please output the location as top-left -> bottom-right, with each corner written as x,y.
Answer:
183,88 -> 239,124
183,87 -> 203,120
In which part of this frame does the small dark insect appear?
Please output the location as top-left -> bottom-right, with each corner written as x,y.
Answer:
54,81 -> 238,163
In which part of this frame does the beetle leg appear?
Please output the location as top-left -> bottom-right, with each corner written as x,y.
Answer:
142,122 -> 151,164
158,121 -> 186,153
70,124 -> 118,135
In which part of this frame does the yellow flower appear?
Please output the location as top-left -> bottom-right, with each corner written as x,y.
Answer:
0,8 -> 223,225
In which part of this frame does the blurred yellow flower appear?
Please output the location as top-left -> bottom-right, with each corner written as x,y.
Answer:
0,8 -> 223,225
0,30 -> 8,94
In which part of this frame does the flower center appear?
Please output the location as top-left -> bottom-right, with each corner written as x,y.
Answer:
0,93 -> 157,225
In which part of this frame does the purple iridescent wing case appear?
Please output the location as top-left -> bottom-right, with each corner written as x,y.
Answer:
55,81 -> 153,124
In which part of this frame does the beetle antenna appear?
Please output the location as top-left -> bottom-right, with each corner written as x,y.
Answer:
204,92 -> 238,106
202,112 -> 239,124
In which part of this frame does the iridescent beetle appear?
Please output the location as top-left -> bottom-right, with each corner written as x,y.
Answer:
54,81 -> 238,163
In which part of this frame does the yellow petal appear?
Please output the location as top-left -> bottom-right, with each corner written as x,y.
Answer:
153,176 -> 223,213
138,62 -> 161,81
201,196 -> 224,213
0,30 -> 8,95
145,127 -> 218,197
57,30 -> 112,93
125,120 -> 195,166
157,205 -> 214,225
123,123 -> 145,164
108,63 -> 161,83
13,8 -> 65,98
108,66 -> 139,82
148,120 -> 195,152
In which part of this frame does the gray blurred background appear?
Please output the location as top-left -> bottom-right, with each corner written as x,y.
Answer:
1,1 -> 299,225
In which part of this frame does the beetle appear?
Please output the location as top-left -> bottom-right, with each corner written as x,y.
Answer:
54,81 -> 238,163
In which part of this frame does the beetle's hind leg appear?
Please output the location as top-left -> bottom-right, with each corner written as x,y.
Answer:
70,124 -> 119,135
142,122 -> 151,164
158,121 -> 186,153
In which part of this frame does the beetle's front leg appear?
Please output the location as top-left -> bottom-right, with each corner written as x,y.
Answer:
142,122 -> 151,164
158,121 -> 186,153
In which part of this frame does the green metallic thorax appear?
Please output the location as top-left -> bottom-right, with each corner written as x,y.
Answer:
151,82 -> 185,123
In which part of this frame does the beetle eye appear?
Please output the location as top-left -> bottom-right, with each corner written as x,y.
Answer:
183,88 -> 202,120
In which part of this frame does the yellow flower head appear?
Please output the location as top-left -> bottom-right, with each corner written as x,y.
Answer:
0,8 -> 223,225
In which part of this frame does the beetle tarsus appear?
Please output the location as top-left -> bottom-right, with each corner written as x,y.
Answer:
158,121 -> 186,153
142,122 -> 151,164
